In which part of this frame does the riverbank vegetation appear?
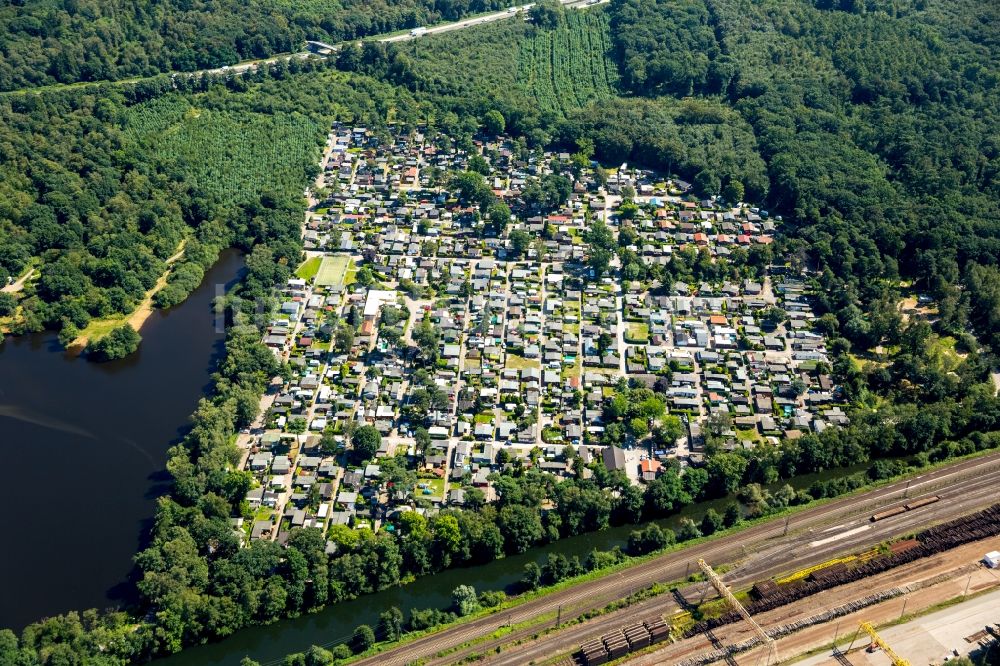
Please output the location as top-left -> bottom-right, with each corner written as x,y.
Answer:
229,450 -> 999,666
0,58 -> 359,355
85,324 -> 142,362
0,0 -> 997,663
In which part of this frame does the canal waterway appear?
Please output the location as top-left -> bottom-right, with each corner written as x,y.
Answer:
0,250 -> 245,631
157,463 -> 870,666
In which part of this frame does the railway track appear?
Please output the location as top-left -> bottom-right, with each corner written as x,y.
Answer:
350,452 -> 1000,666
461,469 -> 1000,666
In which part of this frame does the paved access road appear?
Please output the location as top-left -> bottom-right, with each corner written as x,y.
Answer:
1,268 -> 34,294
381,0 -> 609,43
795,581 -> 1000,666
350,452 -> 1000,666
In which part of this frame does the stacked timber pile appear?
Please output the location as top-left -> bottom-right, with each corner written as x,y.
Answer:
623,623 -> 651,650
646,618 -> 670,644
603,629 -> 629,659
685,503 -> 1000,637
580,638 -> 609,666
750,579 -> 778,600
890,539 -> 920,555
578,618 -> 670,665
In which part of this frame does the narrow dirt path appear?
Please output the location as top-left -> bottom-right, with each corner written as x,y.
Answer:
69,239 -> 188,351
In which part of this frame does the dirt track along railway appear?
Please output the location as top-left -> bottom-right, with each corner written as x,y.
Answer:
685,503 -> 1000,638
494,495 -> 1000,665
350,452 -> 1000,666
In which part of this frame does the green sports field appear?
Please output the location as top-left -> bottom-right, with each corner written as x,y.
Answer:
315,255 -> 352,287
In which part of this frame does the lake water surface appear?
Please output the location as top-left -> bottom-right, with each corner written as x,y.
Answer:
0,250 -> 245,630
0,248 -> 869,661
156,463 -> 872,666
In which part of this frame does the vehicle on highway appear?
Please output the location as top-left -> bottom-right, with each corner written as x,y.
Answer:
410,27 -> 428,37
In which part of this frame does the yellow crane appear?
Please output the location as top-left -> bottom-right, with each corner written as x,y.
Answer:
847,621 -> 911,666
697,558 -> 778,666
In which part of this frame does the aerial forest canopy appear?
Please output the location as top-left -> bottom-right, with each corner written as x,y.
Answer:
0,0 -> 511,91
385,0 -> 1000,352
0,0 -> 998,663
0,0 -> 993,357
606,0 -> 999,349
0,60 -> 421,341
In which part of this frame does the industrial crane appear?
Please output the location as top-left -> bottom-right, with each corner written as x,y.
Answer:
848,621 -> 911,666
697,558 -> 779,666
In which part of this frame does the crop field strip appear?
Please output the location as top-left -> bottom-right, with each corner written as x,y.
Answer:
516,10 -> 619,115
124,96 -> 324,207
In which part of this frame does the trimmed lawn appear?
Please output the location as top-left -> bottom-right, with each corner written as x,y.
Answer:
296,256 -> 322,281
418,478 -> 446,497
77,315 -> 127,341
926,334 -> 965,372
561,357 -> 582,381
505,353 -> 540,370
625,322 -> 649,343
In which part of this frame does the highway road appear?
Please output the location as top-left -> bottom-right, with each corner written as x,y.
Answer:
382,0 -> 609,43
2,0 -> 608,95
194,0 -> 608,78
350,452 -> 1000,666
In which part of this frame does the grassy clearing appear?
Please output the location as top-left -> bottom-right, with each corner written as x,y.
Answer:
505,353 -> 540,370
926,333 -> 965,372
561,356 -> 583,381
343,266 -> 358,286
625,321 -> 650,343
296,256 -> 322,281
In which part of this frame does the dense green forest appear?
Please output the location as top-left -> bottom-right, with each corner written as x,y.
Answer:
0,0 -> 998,663
340,8 -> 619,137
608,0 -> 1000,349
0,0 -> 509,91
384,0 -> 999,351
0,60 -> 364,341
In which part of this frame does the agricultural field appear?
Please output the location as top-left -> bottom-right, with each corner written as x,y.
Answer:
516,10 -> 619,114
124,95 -> 325,207
401,8 -> 619,116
